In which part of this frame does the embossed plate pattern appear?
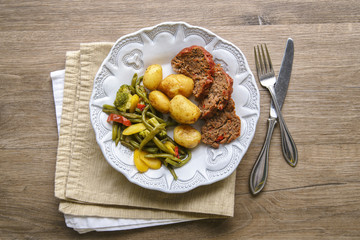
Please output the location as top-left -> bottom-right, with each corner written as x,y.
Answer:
89,22 -> 260,193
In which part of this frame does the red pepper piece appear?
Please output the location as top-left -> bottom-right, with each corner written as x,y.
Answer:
107,114 -> 131,126
215,135 -> 224,142
107,113 -> 120,123
121,117 -> 131,126
174,146 -> 179,158
137,103 -> 146,111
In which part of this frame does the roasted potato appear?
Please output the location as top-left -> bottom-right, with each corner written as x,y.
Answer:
174,125 -> 201,148
149,90 -> 170,113
143,64 -> 162,90
169,95 -> 200,124
158,74 -> 194,98
175,74 -> 194,97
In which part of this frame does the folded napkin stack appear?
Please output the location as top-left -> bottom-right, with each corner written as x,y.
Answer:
52,42 -> 236,233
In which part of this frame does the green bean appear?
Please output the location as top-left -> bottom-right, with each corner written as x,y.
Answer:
120,140 -> 135,150
129,140 -> 140,149
129,118 -> 143,123
134,133 -> 143,143
150,150 -> 192,168
135,84 -> 156,114
163,160 -> 168,167
174,150 -> 192,168
139,123 -> 166,150
141,105 -> 154,130
115,138 -> 120,146
135,74 -> 142,86
144,140 -> 156,147
120,112 -> 142,119
167,164 -> 178,180
146,112 -> 165,123
165,158 -> 180,166
102,109 -> 141,119
115,125 -> 122,146
103,104 -> 116,110
112,123 -> 119,141
164,136 -> 176,145
131,73 -> 138,88
128,134 -> 140,144
120,126 -> 125,141
135,84 -> 146,101
177,147 -> 187,156
145,153 -> 181,162
128,85 -> 136,95
153,137 -> 173,154
142,147 -> 159,153
149,105 -> 157,115
147,117 -> 167,138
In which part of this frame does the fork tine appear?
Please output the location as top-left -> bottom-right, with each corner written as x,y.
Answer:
260,44 -> 268,73
257,45 -> 264,75
254,46 -> 260,78
264,44 -> 273,73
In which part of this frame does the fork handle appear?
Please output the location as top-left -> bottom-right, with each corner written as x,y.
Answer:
268,85 -> 298,167
250,117 -> 277,195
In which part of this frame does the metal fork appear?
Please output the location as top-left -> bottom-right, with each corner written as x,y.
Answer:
254,44 -> 298,168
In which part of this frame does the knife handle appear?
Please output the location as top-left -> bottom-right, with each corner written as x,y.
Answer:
249,118 -> 277,195
268,85 -> 298,167
276,105 -> 298,167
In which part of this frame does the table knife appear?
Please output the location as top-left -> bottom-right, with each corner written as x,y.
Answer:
250,38 -> 296,195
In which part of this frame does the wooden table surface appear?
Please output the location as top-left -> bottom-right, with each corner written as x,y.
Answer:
1,1 -> 359,239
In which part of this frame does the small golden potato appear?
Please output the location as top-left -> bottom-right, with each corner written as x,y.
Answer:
174,125 -> 201,149
149,90 -> 170,113
158,74 -> 194,98
175,74 -> 194,97
169,95 -> 200,124
143,64 -> 162,90
158,74 -> 180,98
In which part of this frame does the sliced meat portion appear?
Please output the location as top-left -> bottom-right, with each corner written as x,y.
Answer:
171,45 -> 215,99
199,65 -> 233,119
201,99 -> 241,148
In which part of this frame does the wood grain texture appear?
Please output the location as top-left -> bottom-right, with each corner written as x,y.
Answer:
1,0 -> 360,239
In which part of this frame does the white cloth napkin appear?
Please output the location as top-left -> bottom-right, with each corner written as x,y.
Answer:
51,69 -> 193,233
51,70 -> 65,135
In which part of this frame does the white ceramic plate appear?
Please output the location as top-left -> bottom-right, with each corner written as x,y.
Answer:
89,22 -> 260,193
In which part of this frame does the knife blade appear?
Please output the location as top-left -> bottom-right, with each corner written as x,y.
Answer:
270,38 -> 294,118
250,38 -> 295,195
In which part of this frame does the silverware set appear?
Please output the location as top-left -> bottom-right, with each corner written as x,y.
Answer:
250,39 -> 298,195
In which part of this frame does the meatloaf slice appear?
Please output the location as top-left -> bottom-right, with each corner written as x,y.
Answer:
199,65 -> 234,119
171,45 -> 215,99
201,99 -> 241,148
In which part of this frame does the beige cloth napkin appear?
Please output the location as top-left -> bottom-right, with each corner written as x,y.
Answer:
54,42 -> 236,220
52,69 -> 193,233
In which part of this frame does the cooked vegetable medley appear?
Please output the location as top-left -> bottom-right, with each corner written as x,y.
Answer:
102,73 -> 192,180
